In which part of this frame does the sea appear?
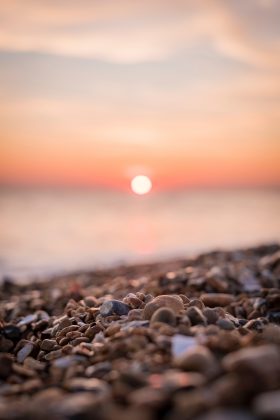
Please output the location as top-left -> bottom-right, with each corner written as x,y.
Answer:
0,187 -> 280,280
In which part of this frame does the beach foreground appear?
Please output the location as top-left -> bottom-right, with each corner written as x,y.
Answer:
0,244 -> 280,419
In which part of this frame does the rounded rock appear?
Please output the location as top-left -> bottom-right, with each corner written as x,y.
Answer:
174,345 -> 218,378
143,295 -> 184,320
100,300 -> 131,317
186,306 -> 207,326
201,293 -> 234,307
150,307 -> 176,326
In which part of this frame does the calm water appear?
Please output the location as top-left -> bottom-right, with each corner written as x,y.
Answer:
0,187 -> 280,279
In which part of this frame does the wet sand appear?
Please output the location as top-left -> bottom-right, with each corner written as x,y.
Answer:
0,244 -> 280,419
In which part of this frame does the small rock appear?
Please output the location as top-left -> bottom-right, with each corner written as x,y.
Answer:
100,300 -> 131,317
17,342 -> 35,363
203,308 -> 219,325
40,339 -> 57,352
83,296 -> 98,307
188,299 -> 205,310
223,344 -> 280,389
2,325 -> 21,340
174,345 -> 219,378
186,306 -> 207,325
143,295 -> 184,320
150,307 -> 176,326
171,334 -> 197,357
253,389 -> 280,419
44,349 -> 63,361
201,293 -> 234,307
17,314 -> 37,327
216,319 -> 235,330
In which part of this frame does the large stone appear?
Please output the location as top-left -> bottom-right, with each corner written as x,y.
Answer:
223,344 -> 280,389
143,295 -> 184,320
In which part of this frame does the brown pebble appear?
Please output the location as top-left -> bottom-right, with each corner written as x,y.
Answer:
84,296 -> 98,307
203,308 -> 219,325
143,295 -> 184,320
150,307 -> 176,326
188,299 -> 205,310
201,293 -> 234,307
223,344 -> 280,389
41,339 -> 57,352
174,345 -> 219,378
45,349 -> 63,361
186,306 -> 207,325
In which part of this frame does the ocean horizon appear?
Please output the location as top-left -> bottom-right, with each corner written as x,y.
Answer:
1,186 -> 280,280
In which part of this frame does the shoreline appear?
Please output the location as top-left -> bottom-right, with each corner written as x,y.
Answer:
0,243 -> 280,419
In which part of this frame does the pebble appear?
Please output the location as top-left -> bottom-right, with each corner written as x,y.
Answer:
100,300 -> 131,317
174,345 -> 218,378
143,295 -> 184,319
40,339 -> 57,352
223,344 -> 280,389
203,308 -> 219,325
216,319 -> 235,330
17,342 -> 35,363
201,293 -> 235,307
171,334 -> 197,357
17,314 -> 38,327
2,325 -> 21,340
253,389 -> 280,419
186,306 -> 207,325
150,307 -> 176,326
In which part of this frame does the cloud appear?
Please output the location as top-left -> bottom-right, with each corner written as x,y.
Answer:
0,0 -> 279,67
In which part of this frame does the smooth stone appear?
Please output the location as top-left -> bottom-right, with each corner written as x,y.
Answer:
17,342 -> 34,363
223,344 -> 280,389
150,307 -> 176,326
17,314 -> 38,327
171,334 -> 197,357
174,345 -> 218,378
83,296 -> 98,307
216,319 -> 235,330
186,306 -> 207,325
143,295 -> 184,320
253,390 -> 280,419
188,299 -> 205,310
2,325 -> 21,340
203,308 -> 219,325
201,293 -> 234,307
100,300 -> 131,317
40,339 -> 57,352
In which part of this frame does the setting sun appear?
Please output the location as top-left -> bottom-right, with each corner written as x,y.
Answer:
131,175 -> 152,195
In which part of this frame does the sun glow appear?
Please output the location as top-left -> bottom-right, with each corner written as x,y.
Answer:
131,175 -> 152,195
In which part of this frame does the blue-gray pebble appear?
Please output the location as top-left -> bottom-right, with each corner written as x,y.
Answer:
100,300 -> 131,317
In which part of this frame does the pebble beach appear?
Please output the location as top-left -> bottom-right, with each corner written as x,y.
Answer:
0,243 -> 280,419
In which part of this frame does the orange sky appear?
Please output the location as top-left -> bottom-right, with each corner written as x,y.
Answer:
0,0 -> 280,190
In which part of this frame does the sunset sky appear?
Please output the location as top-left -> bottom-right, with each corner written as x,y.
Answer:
0,0 -> 280,190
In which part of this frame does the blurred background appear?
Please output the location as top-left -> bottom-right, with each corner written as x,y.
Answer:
0,0 -> 280,279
